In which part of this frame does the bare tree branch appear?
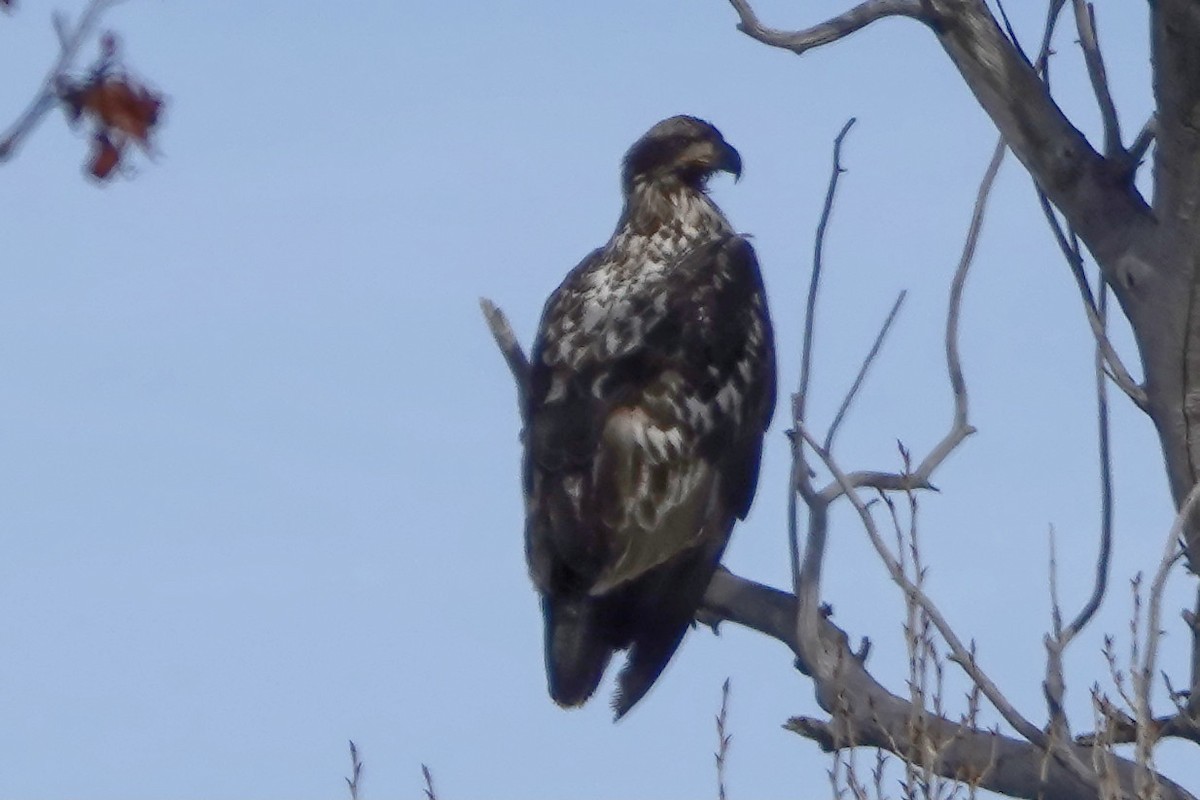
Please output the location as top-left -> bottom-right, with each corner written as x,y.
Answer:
1044,288 -> 1119,747
700,569 -> 1199,800
1076,709 -> 1200,748
0,0 -> 125,161
1034,0 -> 1069,73
1191,588 -> 1200,727
344,740 -> 364,800
811,137 -> 999,507
784,139 -> 1000,681
824,290 -> 906,453
1045,525 -> 1072,742
1071,0 -> 1121,158
1065,282 -> 1116,641
1034,194 -> 1149,411
930,0 -> 1152,266
725,0 -> 926,55
802,425 -> 1051,747
783,118 -> 861,654
715,678 -> 732,800
799,117 -> 856,433
723,0 -> 1152,273
480,297 -> 529,422
1127,115 -> 1156,168
1138,483 -> 1200,758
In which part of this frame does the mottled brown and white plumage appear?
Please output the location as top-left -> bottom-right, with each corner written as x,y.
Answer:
524,115 -> 776,718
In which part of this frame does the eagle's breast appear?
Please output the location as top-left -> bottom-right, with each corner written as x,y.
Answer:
543,190 -> 731,370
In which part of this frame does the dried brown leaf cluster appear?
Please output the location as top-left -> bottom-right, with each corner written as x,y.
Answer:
59,36 -> 164,180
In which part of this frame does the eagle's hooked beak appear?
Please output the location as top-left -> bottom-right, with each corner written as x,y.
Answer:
717,141 -> 743,182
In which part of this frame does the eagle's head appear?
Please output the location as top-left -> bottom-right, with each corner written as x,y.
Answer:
621,115 -> 742,195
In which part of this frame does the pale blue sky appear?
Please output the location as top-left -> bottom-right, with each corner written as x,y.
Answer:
0,2 -> 1194,798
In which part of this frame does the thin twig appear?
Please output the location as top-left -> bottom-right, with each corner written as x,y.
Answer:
715,678 -> 732,800
1032,0 -> 1147,413
800,426 -> 1105,793
1034,194 -> 1148,411
702,568 -> 1200,800
1050,525 -> 1064,639
1071,0 -> 1121,157
915,138 -> 1001,479
1043,282 -> 1119,746
0,0 -> 125,161
1076,709 -> 1200,747
480,298 -> 530,421
1034,0 -> 1070,73
1138,483 -> 1200,768
1127,115 -> 1157,167
1191,587 -> 1200,717
801,427 -> 1043,744
824,290 -> 907,453
422,763 -> 439,800
993,0 -> 1031,67
1045,525 -> 1073,744
1063,281 -> 1115,641
798,117 -> 856,430
345,740 -> 364,800
812,139 -> 999,506
784,141 -> 1000,679
790,118 -> 855,605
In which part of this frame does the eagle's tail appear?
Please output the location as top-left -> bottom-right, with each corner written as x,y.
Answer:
611,618 -> 690,719
609,532 -> 728,720
544,596 -> 612,707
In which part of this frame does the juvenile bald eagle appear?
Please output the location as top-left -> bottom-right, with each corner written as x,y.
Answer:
524,115 -> 776,718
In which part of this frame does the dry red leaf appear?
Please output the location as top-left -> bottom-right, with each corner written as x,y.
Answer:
76,77 -> 162,144
88,131 -> 121,179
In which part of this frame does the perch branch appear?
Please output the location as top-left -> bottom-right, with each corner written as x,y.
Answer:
802,426 -> 1052,749
700,570 -> 1198,800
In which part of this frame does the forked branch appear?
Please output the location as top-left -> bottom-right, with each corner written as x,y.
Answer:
723,0 -> 1152,283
